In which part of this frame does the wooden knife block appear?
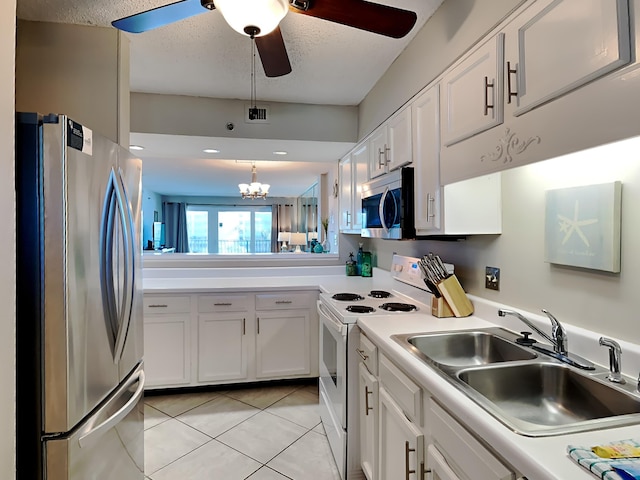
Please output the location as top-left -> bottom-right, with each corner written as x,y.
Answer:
431,275 -> 474,318
431,296 -> 455,318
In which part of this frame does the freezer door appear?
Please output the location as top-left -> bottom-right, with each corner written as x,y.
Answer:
45,363 -> 145,480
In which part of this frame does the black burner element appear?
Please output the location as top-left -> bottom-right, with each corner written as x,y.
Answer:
369,290 -> 391,299
346,305 -> 376,313
332,293 -> 365,301
379,302 -> 417,312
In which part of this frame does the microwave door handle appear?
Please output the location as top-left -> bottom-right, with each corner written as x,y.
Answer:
379,186 -> 390,233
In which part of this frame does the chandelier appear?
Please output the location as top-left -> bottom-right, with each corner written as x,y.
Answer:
239,163 -> 270,199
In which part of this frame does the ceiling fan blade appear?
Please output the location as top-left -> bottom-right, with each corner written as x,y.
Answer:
255,27 -> 292,78
112,0 -> 211,33
291,0 -> 417,39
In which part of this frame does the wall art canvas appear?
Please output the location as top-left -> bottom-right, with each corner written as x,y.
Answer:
545,181 -> 622,273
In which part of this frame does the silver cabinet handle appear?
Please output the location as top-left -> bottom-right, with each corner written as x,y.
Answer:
148,304 -> 168,308
257,317 -> 260,334
378,148 -> 385,168
405,441 -> 416,480
507,61 -> 518,103
214,302 -> 232,306
484,75 -> 494,116
275,300 -> 293,304
426,193 -> 436,220
346,211 -> 351,226
364,386 -> 373,415
242,318 -> 246,335
385,145 -> 391,165
356,348 -> 369,361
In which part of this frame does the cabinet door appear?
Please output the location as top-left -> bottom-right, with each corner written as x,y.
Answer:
412,84 -> 441,234
441,34 -> 505,147
387,105 -> 412,171
339,154 -> 354,231
379,387 -> 425,480
359,363 -> 379,480
351,141 -> 369,231
369,125 -> 388,179
144,314 -> 191,387
507,0 -> 631,116
255,310 -> 311,379
198,313 -> 247,382
426,445 -> 461,480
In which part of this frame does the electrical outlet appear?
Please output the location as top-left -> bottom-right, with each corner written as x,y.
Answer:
485,266 -> 500,291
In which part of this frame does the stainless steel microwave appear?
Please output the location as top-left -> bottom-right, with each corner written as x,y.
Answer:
361,167 -> 415,240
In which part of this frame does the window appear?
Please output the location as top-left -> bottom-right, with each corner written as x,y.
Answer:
186,205 -> 272,253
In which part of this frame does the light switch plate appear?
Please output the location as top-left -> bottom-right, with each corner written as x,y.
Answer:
485,267 -> 500,291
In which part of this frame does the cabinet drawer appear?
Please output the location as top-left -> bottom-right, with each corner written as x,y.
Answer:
431,400 -> 514,480
144,295 -> 191,314
378,354 -> 422,425
357,333 -> 378,376
198,294 -> 252,313
255,292 -> 312,310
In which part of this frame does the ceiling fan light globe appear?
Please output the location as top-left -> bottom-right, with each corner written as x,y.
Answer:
214,0 -> 288,37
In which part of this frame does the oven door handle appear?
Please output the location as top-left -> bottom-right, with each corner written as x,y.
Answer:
318,301 -> 347,337
379,186 -> 390,233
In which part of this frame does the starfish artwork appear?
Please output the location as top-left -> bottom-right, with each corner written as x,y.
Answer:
545,182 -> 622,273
557,200 -> 598,247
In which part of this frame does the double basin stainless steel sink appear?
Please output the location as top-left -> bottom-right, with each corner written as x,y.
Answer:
392,328 -> 640,436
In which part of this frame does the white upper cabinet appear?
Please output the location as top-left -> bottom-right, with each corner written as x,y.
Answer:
412,84 -> 442,234
440,0 -> 634,185
339,141 -> 369,233
441,33 -> 505,147
505,0 -> 631,116
369,105 -> 412,178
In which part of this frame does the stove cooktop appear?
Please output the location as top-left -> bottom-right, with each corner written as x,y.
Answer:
379,302 -> 417,312
345,305 -> 376,314
332,293 -> 365,301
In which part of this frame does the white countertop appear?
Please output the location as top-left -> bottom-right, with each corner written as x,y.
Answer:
358,306 -> 640,480
143,267 -> 640,480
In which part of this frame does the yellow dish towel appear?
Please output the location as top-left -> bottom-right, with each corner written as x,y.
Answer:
568,440 -> 640,480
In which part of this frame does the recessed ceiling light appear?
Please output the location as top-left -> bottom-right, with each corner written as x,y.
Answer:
203,148 -> 220,154
129,145 -> 144,151
273,151 -> 287,155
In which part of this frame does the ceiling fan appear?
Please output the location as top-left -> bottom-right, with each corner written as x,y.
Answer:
112,0 -> 418,78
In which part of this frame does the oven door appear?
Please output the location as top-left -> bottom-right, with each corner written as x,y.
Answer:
317,300 -> 347,428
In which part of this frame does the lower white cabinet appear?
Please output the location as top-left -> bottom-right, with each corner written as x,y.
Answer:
198,313 -> 247,382
143,289 -> 318,389
256,309 -> 311,378
143,295 -> 191,387
359,363 -> 378,480
379,387 -> 425,480
144,313 -> 191,387
426,445 -> 461,480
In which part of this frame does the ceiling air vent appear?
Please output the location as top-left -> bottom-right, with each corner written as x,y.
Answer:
245,104 -> 270,124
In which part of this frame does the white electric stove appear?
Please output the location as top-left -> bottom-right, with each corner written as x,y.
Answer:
318,255 -> 452,480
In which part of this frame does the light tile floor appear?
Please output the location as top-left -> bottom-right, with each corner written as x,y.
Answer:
143,382 -> 342,480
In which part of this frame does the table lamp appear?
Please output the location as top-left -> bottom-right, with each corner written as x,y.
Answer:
277,231 -> 290,252
290,232 -> 307,253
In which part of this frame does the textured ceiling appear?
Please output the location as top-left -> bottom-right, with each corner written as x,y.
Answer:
17,0 -> 444,197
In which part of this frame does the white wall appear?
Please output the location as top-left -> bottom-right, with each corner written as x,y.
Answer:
1,2 -> 17,478
368,136 -> 640,342
15,20 -> 129,144
131,92 -> 358,143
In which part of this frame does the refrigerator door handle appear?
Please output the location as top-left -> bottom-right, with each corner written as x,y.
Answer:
78,369 -> 145,449
111,168 -> 136,363
100,169 -> 120,351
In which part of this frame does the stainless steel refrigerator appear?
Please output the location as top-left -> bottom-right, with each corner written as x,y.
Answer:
16,113 -> 145,480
